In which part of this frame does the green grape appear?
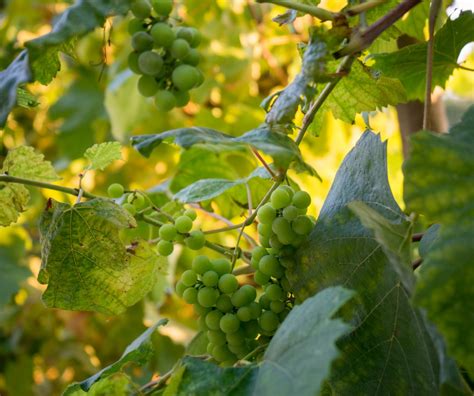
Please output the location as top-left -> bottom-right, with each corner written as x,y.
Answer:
192,255 -> 213,274
220,313 -> 240,334
131,0 -> 151,19
189,28 -> 202,47
175,280 -> 187,297
257,203 -> 276,224
212,344 -> 236,362
138,51 -> 163,75
259,311 -> 280,332
259,294 -> 271,310
270,187 -> 291,209
205,310 -> 223,330
282,205 -> 299,221
218,273 -> 238,294
185,230 -> 205,250
237,306 -> 252,322
257,223 -> 272,237
272,217 -> 296,245
226,329 -> 246,345
137,75 -> 159,97
212,258 -> 231,276
184,208 -> 197,220
259,235 -> 271,248
176,27 -> 194,43
251,246 -> 267,263
207,342 -> 215,355
254,270 -> 270,286
107,183 -> 124,198
170,38 -> 190,59
202,271 -> 219,287
157,239 -> 173,256
155,90 -> 176,112
258,255 -> 280,277
292,190 -> 311,209
128,193 -> 146,209
207,330 -> 227,346
292,215 -> 313,235
151,0 -> 173,16
175,215 -> 193,233
131,31 -> 154,52
280,276 -> 291,292
265,284 -> 283,301
197,287 -> 218,308
159,224 -> 177,241
216,294 -> 233,313
128,52 -> 141,74
183,287 -> 198,304
183,48 -> 200,66
248,302 -> 262,320
269,234 -> 283,250
172,64 -> 199,91
270,300 -> 285,314
194,304 -> 211,316
172,90 -> 190,107
198,315 -> 208,331
228,343 -> 248,356
128,18 -> 145,35
150,22 -> 175,48
195,69 -> 205,87
231,285 -> 256,308
280,185 -> 294,199
122,203 -> 137,215
181,269 -> 197,287
242,320 -> 259,339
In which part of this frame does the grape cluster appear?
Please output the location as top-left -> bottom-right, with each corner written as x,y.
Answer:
176,256 -> 264,364
127,0 -> 204,111
156,208 -> 206,256
108,183 -> 146,215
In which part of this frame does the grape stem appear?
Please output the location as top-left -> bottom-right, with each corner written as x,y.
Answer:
0,174 -> 99,199
255,0 -> 336,21
233,264 -> 255,276
251,147 -> 276,179
235,343 -> 269,365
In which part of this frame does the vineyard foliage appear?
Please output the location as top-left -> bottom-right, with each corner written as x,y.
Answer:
0,0 -> 473,395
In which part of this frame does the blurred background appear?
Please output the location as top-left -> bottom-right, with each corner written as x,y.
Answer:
0,0 -> 473,394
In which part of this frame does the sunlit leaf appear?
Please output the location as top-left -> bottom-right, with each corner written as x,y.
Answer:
84,142 -> 122,171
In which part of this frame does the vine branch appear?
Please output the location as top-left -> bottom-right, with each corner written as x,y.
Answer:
0,174 -> 98,199
255,0 -> 336,21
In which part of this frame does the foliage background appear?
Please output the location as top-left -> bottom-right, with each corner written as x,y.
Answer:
0,0 -> 473,394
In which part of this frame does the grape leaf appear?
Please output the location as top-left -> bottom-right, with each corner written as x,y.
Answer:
63,373 -> 132,396
131,125 -> 309,171
0,0 -> 129,126
255,286 -> 354,396
404,106 -> 474,374
63,319 -> 168,395
0,145 -> 60,226
404,106 -> 474,224
16,87 -> 39,109
310,60 -> 406,134
84,142 -> 122,171
175,357 -> 257,395
419,224 -> 440,259
294,131 -> 441,394
0,51 -> 31,126
2,146 -> 60,182
373,11 -> 474,100
38,198 -> 164,315
174,166 -> 273,203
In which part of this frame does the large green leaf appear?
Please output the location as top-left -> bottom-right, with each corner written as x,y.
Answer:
373,11 -> 474,100
63,373 -> 132,396
38,198 -> 163,315
131,124 -> 308,171
294,131 -> 441,394
310,61 -> 406,134
404,106 -> 474,224
0,0 -> 129,126
254,286 -> 354,395
63,319 -> 168,395
404,106 -> 474,374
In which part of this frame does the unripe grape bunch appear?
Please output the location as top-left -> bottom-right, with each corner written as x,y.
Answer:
127,0 -> 204,111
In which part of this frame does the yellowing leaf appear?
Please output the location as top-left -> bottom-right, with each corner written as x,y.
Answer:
84,142 -> 122,171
